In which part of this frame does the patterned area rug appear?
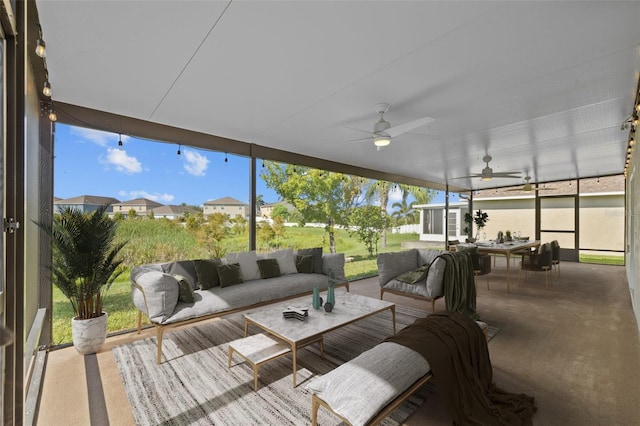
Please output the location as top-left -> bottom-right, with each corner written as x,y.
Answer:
113,306 -> 498,425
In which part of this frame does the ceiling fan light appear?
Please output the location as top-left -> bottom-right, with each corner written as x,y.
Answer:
374,135 -> 391,147
481,166 -> 492,181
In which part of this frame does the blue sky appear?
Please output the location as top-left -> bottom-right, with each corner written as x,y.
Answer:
54,123 -> 454,207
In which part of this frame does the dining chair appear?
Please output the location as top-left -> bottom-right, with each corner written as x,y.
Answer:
550,240 -> 560,275
518,242 -> 553,288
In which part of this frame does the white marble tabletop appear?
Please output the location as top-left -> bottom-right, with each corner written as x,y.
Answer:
243,289 -> 395,343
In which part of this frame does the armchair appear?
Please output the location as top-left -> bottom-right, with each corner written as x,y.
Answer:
518,242 -> 553,288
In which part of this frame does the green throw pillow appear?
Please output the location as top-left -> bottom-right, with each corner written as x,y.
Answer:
395,264 -> 430,284
295,254 -> 314,273
194,258 -> 222,290
216,263 -> 244,288
174,274 -> 195,303
257,258 -> 281,279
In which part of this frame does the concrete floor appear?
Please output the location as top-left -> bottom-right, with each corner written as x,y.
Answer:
36,258 -> 640,425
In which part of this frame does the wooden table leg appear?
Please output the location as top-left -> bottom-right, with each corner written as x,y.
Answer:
506,253 -> 511,293
391,306 -> 396,334
292,344 -> 298,387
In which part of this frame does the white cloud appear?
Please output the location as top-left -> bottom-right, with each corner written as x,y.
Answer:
104,148 -> 142,174
119,190 -> 174,203
72,127 -> 129,147
182,149 -> 209,176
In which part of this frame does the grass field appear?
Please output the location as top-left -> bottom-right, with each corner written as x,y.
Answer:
52,224 -> 426,345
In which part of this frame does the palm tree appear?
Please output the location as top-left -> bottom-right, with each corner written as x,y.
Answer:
391,193 -> 416,225
38,205 -> 127,319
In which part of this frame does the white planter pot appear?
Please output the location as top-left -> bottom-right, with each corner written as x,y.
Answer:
71,312 -> 108,355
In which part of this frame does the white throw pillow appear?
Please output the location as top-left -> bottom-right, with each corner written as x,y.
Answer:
226,251 -> 261,281
267,249 -> 298,275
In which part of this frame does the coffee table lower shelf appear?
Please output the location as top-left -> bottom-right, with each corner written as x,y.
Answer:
228,333 -> 323,391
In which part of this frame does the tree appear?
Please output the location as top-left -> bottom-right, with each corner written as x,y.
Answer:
229,215 -> 247,237
271,204 -> 290,221
363,181 -> 392,248
257,222 -> 276,250
261,163 -> 361,253
197,212 -> 228,257
255,194 -> 265,215
348,205 -> 389,257
127,209 -> 137,220
391,190 -> 416,225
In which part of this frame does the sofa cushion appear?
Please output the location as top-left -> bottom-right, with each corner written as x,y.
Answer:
194,258 -> 223,290
216,263 -> 244,287
295,254 -> 314,273
226,251 -> 261,281
322,253 -> 346,282
395,264 -> 430,284
257,258 -> 281,279
306,342 -> 430,426
296,247 -> 323,274
162,260 -> 198,290
377,249 -> 418,286
175,274 -> 195,303
266,248 -> 298,275
133,270 -> 180,323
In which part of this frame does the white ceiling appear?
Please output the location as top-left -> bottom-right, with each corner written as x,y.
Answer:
35,1 -> 640,191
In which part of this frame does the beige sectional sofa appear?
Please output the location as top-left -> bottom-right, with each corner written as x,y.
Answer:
130,248 -> 348,363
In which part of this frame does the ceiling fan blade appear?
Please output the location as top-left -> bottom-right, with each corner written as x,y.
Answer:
332,137 -> 372,146
451,174 -> 482,179
386,116 -> 435,138
491,173 -> 522,178
343,126 -> 374,136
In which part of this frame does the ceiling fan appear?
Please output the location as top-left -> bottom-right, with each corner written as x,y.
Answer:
506,176 -> 556,192
342,103 -> 435,149
455,155 -> 522,181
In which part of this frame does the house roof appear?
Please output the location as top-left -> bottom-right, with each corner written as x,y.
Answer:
204,197 -> 247,206
151,205 -> 199,215
36,1 -> 640,193
113,198 -> 163,208
55,195 -> 120,206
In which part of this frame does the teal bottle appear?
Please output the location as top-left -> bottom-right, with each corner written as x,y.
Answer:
312,287 -> 321,309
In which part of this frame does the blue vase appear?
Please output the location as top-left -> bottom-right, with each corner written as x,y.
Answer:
327,286 -> 335,306
312,287 -> 321,309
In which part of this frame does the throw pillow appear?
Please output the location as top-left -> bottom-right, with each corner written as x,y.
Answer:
226,251 -> 261,281
216,263 -> 244,288
295,254 -> 314,273
174,274 -> 195,303
395,264 -> 430,284
257,258 -> 281,279
296,247 -> 323,273
194,258 -> 222,290
162,260 -> 198,290
267,248 -> 298,275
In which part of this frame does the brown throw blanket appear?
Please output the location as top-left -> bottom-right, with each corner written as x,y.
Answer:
385,311 -> 536,425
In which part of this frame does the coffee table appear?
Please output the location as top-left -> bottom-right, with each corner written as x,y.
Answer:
241,289 -> 396,387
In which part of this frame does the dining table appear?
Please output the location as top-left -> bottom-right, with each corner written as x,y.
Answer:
474,239 -> 541,293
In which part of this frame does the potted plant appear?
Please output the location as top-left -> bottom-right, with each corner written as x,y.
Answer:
38,205 -> 127,354
473,209 -> 489,240
463,212 -> 474,242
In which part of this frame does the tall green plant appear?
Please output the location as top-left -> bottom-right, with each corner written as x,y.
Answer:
38,205 -> 127,320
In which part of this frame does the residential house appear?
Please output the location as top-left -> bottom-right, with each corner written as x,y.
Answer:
110,198 -> 164,218
203,197 -> 249,219
53,195 -> 120,214
260,201 -> 295,219
150,204 -> 200,220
